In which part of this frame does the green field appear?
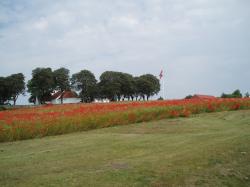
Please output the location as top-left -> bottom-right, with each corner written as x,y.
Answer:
0,110 -> 250,187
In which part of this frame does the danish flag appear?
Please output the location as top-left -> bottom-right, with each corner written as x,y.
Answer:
159,70 -> 163,79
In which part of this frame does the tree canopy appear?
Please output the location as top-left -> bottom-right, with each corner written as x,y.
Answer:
99,71 -> 160,101
71,70 -> 97,103
221,89 -> 243,98
137,74 -> 160,100
2,67 -> 162,105
54,68 -> 70,104
27,68 -> 55,104
0,73 -> 25,105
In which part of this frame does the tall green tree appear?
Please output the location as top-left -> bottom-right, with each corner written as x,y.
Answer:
27,68 -> 55,104
71,70 -> 97,103
54,68 -> 70,104
0,73 -> 25,105
6,73 -> 25,105
119,73 -> 134,101
0,77 -> 10,105
221,89 -> 243,98
98,71 -> 122,101
232,89 -> 242,98
138,74 -> 160,100
133,77 -> 141,101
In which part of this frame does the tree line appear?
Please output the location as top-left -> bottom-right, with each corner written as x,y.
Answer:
185,89 -> 250,99
221,89 -> 249,98
0,73 -> 25,105
0,67 -> 160,105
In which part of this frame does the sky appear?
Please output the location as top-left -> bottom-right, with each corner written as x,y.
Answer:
0,0 -> 250,104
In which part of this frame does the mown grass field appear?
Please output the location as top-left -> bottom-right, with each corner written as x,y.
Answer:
0,110 -> 250,187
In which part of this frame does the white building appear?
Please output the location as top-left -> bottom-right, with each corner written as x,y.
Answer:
50,91 -> 81,104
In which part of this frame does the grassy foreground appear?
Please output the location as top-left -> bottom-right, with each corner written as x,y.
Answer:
0,110 -> 250,187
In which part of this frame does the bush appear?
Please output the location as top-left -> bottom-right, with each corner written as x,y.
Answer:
185,95 -> 193,99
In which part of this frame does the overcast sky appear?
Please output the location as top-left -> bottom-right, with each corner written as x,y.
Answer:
1,0 -> 250,104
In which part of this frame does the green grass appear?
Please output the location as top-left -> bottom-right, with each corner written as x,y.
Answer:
0,110 -> 250,187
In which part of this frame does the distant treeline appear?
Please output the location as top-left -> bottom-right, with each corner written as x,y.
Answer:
185,89 -> 249,99
0,68 -> 160,105
221,90 -> 249,99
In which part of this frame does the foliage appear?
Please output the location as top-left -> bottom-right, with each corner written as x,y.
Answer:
27,68 -> 55,104
98,71 -> 122,101
185,95 -> 193,99
2,67 -> 161,104
232,89 -> 243,98
119,73 -> 135,101
0,73 -> 25,105
53,68 -> 70,104
6,73 -> 25,105
98,71 -> 160,101
137,74 -> 160,100
71,70 -> 97,103
0,77 -> 9,105
221,89 -> 243,98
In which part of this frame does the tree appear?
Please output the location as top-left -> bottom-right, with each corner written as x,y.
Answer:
0,77 -> 10,105
71,70 -> 97,103
54,68 -> 70,104
133,77 -> 141,101
221,93 -> 228,98
232,89 -> 242,98
98,71 -> 122,101
6,73 -> 25,105
27,68 -> 55,104
138,74 -> 160,100
221,89 -> 243,98
118,73 -> 134,101
0,73 -> 25,105
98,71 -> 138,101
185,95 -> 193,99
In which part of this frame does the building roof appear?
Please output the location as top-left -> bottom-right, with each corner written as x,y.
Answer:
51,91 -> 79,100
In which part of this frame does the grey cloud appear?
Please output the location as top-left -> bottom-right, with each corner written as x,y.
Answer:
0,0 -> 250,104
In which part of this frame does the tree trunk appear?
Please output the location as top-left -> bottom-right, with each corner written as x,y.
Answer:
13,96 -> 17,106
60,94 -> 63,104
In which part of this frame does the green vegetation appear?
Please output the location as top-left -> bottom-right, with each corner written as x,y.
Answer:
54,67 -> 71,104
1,67 -> 161,105
221,89 -> 243,98
0,73 -> 25,105
1,110 -> 250,187
71,70 -> 98,103
27,67 -> 55,104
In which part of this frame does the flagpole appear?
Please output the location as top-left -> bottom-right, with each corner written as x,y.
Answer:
159,69 -> 165,100
163,75 -> 165,100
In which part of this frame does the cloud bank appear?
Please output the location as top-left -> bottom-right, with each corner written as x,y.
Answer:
0,0 -> 250,104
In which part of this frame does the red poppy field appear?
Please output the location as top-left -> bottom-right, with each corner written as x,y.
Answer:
0,98 -> 250,142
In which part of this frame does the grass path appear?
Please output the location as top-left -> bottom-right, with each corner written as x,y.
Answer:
0,110 -> 250,186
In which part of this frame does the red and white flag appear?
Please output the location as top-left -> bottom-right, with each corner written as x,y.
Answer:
159,70 -> 163,79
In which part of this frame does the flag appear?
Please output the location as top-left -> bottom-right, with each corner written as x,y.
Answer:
159,70 -> 163,79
